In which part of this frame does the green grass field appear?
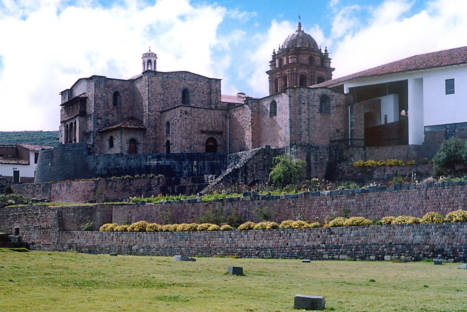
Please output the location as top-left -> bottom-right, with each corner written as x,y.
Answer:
0,249 -> 465,312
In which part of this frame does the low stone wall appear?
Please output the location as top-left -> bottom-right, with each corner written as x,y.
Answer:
59,223 -> 466,261
11,175 -> 206,202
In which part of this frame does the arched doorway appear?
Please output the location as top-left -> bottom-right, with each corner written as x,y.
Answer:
165,140 -> 170,154
128,139 -> 137,154
205,137 -> 217,153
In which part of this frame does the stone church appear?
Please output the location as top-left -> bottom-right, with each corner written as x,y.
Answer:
59,22 -> 347,158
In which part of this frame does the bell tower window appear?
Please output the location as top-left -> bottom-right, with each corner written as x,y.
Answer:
182,88 -> 190,105
112,91 -> 121,106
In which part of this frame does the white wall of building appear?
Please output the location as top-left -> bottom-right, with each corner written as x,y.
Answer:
378,94 -> 399,124
344,63 -> 467,145
422,65 -> 467,126
0,151 -> 37,179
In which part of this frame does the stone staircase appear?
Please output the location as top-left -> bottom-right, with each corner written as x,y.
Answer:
201,146 -> 285,194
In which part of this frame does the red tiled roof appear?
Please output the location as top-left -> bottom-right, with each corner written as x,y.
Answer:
312,46 -> 467,88
99,119 -> 146,133
221,94 -> 246,104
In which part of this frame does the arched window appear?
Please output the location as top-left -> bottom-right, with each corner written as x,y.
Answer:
317,77 -> 325,84
147,60 -> 152,70
205,137 -> 217,153
282,76 -> 287,91
73,121 -> 77,142
182,88 -> 190,105
278,58 -> 283,67
64,124 -> 69,143
299,74 -> 307,87
108,136 -> 114,149
112,91 -> 121,106
165,121 -> 170,136
165,140 -> 170,154
274,79 -> 279,93
309,56 -> 314,65
128,138 -> 137,154
319,94 -> 331,114
69,123 -> 74,143
269,100 -> 277,117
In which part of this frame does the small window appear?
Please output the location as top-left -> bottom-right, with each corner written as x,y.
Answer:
165,140 -> 170,154
108,136 -> 114,149
282,76 -> 287,91
182,88 -> 190,105
445,79 -> 455,95
309,56 -> 314,65
269,100 -> 277,117
299,74 -> 307,87
112,91 -> 121,106
274,79 -> 279,93
278,58 -> 283,67
165,121 -> 170,136
34,152 -> 39,164
319,95 -> 331,114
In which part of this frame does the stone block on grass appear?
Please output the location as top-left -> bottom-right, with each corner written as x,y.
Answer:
294,294 -> 325,310
227,266 -> 243,275
173,255 -> 196,262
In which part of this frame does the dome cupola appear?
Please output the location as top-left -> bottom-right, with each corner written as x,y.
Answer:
280,22 -> 319,51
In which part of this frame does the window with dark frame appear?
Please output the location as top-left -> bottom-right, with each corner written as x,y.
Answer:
108,136 -> 114,149
269,100 -> 277,117
319,95 -> 331,114
445,79 -> 455,95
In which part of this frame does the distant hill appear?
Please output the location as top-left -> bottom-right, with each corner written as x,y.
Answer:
0,131 -> 59,147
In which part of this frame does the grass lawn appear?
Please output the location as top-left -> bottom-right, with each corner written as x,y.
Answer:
0,249 -> 465,312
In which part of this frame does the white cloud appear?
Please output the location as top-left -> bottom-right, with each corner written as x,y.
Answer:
0,0 -> 239,130
330,0 -> 467,77
244,20 -> 295,96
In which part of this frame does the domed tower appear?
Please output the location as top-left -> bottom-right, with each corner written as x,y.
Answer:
142,48 -> 157,72
267,22 -> 333,95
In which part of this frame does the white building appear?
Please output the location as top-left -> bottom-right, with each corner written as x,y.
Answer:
315,46 -> 467,146
0,144 -> 52,182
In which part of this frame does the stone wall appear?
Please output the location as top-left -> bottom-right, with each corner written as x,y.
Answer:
57,224 -> 467,262
12,175 -> 208,203
35,143 -> 227,183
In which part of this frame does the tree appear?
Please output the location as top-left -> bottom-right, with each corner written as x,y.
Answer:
268,155 -> 306,187
432,138 -> 467,176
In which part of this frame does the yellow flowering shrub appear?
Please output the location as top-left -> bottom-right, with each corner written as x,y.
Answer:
292,220 -> 310,229
115,224 -> 129,232
421,212 -> 444,224
237,221 -> 256,230
128,221 -> 149,232
309,222 -> 321,228
197,223 -> 214,231
99,223 -> 118,232
407,217 -> 420,224
279,220 -> 295,229
161,224 -> 178,232
328,217 -> 347,227
220,224 -> 234,231
393,216 -> 412,225
353,160 -> 365,167
207,224 -> 220,231
381,216 -> 395,225
444,209 -> 467,223
343,217 -> 372,226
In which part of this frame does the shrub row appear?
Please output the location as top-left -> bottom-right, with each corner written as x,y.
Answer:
353,159 -> 417,168
98,210 -> 467,232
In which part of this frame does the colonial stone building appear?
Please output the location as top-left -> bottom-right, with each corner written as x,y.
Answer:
59,23 -> 346,160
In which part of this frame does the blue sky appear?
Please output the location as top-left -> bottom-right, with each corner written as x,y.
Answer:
0,0 -> 466,130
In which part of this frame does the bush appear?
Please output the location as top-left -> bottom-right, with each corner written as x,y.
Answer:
328,217 -> 347,227
146,223 -> 161,232
343,217 -> 372,226
115,225 -> 129,232
161,224 -> 177,232
309,222 -> 321,228
269,155 -> 306,187
237,221 -> 256,230
81,221 -> 95,231
432,138 -> 467,176
381,216 -> 395,225
407,217 -> 420,224
207,224 -> 220,231
279,220 -> 295,229
292,220 -> 309,229
253,221 -> 279,230
392,216 -> 412,225
445,209 -> 467,223
99,223 -> 118,232
128,221 -> 149,232
421,212 -> 444,224
197,223 -> 216,231
220,224 -> 234,231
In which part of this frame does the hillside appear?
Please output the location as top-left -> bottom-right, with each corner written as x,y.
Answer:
0,131 -> 59,147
